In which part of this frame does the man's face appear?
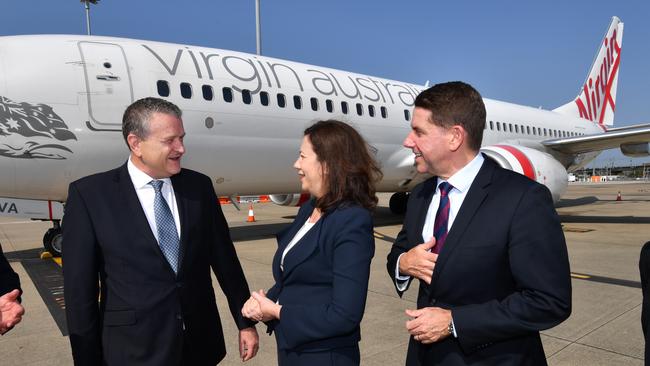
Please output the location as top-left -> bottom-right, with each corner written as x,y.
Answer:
403,107 -> 453,177
130,112 -> 186,179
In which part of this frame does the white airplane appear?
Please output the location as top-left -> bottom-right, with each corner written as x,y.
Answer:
0,16 -> 648,256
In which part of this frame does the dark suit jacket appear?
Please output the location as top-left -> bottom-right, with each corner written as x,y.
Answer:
0,243 -> 20,297
266,200 -> 374,354
63,163 -> 254,366
639,241 -> 650,365
387,157 -> 572,365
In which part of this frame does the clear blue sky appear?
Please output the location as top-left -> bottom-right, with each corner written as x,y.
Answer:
3,1 -> 649,167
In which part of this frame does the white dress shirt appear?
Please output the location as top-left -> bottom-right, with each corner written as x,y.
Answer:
395,153 -> 485,289
127,157 -> 181,242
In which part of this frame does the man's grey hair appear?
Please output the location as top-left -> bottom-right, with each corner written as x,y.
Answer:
122,97 -> 182,148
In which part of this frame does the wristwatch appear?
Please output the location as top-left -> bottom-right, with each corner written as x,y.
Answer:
447,320 -> 455,336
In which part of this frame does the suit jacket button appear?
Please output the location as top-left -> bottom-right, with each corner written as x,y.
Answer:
176,314 -> 182,320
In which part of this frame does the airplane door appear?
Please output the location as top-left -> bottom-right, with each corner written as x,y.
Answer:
78,42 -> 133,130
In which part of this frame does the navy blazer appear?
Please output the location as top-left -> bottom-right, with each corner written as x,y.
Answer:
266,200 -> 375,352
63,164 -> 253,366
387,158 -> 571,365
0,243 -> 20,297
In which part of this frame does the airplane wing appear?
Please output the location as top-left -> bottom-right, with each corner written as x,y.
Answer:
542,123 -> 650,154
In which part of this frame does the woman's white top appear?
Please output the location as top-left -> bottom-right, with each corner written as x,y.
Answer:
280,218 -> 315,271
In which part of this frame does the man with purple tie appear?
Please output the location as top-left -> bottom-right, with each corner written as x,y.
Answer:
386,82 -> 572,365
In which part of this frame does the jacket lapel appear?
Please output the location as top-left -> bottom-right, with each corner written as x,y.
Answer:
117,163 -> 159,247
280,219 -> 322,279
117,163 -> 177,277
411,178 -> 436,244
429,158 -> 494,290
272,202 -> 314,282
170,172 -> 188,275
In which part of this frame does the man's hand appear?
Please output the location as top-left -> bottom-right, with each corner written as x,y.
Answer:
405,307 -> 451,344
0,289 -> 24,335
251,290 -> 282,322
399,238 -> 438,284
238,326 -> 259,362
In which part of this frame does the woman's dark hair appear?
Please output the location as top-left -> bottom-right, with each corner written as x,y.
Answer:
304,120 -> 383,212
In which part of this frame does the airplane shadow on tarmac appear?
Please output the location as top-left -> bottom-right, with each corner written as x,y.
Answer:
559,215 -> 650,224
557,196 -> 650,224
230,207 -> 404,242
556,196 -> 599,208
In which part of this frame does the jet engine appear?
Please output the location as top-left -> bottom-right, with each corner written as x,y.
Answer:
620,142 -> 650,157
269,193 -> 311,207
480,144 -> 568,202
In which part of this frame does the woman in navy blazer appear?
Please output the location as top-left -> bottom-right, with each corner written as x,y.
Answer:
242,120 -> 382,365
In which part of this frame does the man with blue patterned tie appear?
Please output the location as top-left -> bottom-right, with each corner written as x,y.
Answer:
386,82 -> 572,365
63,98 -> 258,366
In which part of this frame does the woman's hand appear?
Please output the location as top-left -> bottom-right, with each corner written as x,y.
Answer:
241,295 -> 263,322
251,289 -> 282,322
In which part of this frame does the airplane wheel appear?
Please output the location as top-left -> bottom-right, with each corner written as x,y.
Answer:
43,227 -> 63,257
389,192 -> 409,215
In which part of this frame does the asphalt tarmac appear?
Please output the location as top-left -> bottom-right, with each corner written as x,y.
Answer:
1,181 -> 648,365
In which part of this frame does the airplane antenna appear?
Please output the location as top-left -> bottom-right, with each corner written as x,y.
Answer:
81,0 -> 100,36
255,0 -> 262,55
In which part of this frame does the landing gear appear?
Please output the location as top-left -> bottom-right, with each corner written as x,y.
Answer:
389,192 -> 409,215
43,220 -> 62,257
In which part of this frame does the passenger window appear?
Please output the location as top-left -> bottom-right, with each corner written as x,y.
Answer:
496,122 -> 501,131
489,121 -> 493,130
526,126 -> 530,135
368,105 -> 375,117
326,99 -> 334,113
277,93 -> 286,108
157,80 -> 170,97
180,82 -> 192,99
404,109 -> 410,121
310,97 -> 318,111
222,87 -> 233,103
380,106 -> 387,118
242,89 -> 252,104
515,125 -> 519,133
356,103 -> 363,116
202,85 -> 213,101
293,95 -> 302,109
260,91 -> 269,106
341,101 -> 349,114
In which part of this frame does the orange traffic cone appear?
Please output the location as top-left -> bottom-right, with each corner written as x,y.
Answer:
616,191 -> 622,201
247,202 -> 256,222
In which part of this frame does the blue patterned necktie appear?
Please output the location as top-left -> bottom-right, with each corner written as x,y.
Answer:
149,180 -> 180,273
433,181 -> 454,254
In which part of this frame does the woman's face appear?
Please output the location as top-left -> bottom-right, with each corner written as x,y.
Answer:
293,135 -> 326,198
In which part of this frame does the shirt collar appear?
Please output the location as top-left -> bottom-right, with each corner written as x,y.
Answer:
439,153 -> 484,193
127,157 -> 172,189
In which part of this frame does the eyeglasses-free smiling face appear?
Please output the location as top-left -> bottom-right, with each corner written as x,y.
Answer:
293,135 -> 327,198
129,112 -> 186,179
403,107 -> 455,178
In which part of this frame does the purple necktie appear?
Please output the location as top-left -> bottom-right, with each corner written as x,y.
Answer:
433,182 -> 454,254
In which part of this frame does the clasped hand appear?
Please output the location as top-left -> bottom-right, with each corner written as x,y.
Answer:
399,238 -> 438,284
0,289 -> 24,335
241,289 -> 281,323
406,307 -> 451,344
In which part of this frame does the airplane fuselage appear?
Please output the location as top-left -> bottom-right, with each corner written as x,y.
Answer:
0,35 -> 603,203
